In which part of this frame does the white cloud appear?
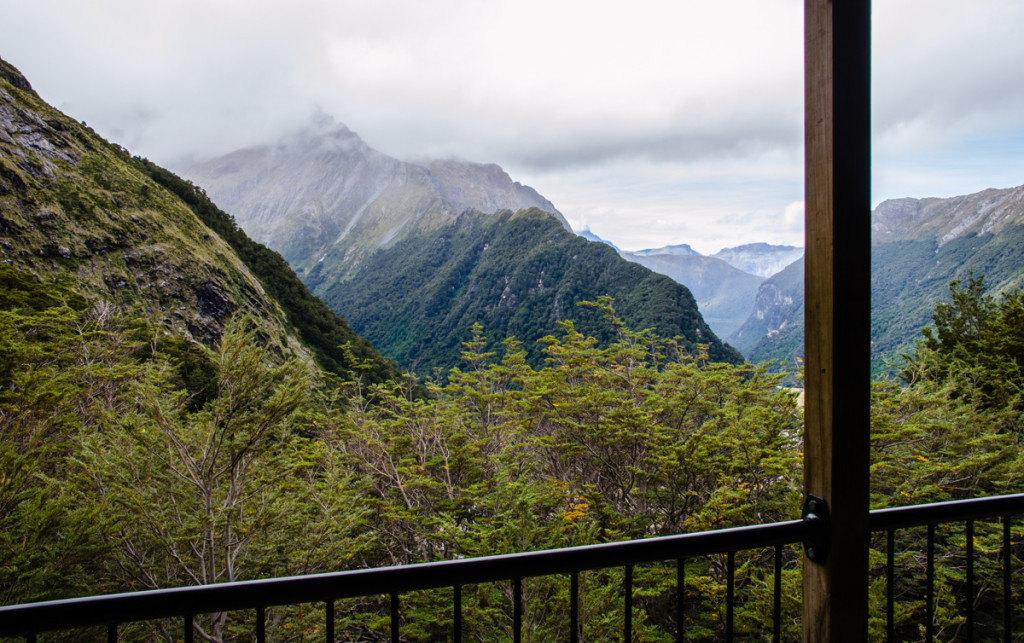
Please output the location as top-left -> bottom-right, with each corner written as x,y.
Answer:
1,0 -> 1021,251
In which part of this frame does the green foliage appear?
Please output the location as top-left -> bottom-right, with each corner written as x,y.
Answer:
0,275 -> 142,605
746,224 -> 1024,375
131,156 -> 399,386
329,299 -> 799,639
867,274 -> 1024,640
901,274 -> 1024,421
322,209 -> 741,377
7,251 -> 1024,640
69,317 -> 372,641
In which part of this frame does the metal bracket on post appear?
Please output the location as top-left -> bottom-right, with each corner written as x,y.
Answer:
802,495 -> 831,564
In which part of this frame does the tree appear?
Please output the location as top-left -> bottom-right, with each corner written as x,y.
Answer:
73,317 -> 370,642
902,274 -> 1024,422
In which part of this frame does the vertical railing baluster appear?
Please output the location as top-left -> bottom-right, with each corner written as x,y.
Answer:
325,599 -> 334,643
454,585 -> 462,643
570,572 -> 579,643
773,544 -> 782,643
677,559 -> 685,643
624,565 -> 633,643
390,592 -> 400,643
256,606 -> 266,643
966,519 -> 974,641
1004,516 -> 1012,643
513,578 -> 522,643
926,524 -> 935,643
184,613 -> 194,643
107,623 -> 117,643
886,529 -> 895,643
726,551 -> 735,643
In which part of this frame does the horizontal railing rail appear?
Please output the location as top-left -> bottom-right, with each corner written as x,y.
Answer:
1,493 -> 1022,642
870,493 -> 1024,643
1,517 -> 818,641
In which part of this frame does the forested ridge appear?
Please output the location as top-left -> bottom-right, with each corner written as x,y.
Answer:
3,267 -> 1023,640
321,208 -> 741,377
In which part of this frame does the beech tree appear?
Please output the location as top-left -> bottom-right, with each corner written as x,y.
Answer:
74,318 -> 370,642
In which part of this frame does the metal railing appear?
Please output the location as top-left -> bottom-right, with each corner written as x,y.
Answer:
1,494 -> 1022,642
870,494 -> 1024,643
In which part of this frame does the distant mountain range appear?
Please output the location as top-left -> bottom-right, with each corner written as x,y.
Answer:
736,184 -> 1024,373
178,106 -> 1024,377
582,230 -> 802,340
183,123 -> 740,374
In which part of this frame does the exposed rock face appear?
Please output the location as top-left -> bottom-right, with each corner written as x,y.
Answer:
730,182 -> 1024,373
0,57 -> 284,349
872,184 -> 1024,245
727,257 -> 804,358
180,118 -> 568,287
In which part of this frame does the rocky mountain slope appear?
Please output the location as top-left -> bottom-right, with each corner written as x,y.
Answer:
180,119 -> 567,287
727,256 -> 804,363
736,183 -> 1024,373
0,57 -> 396,383
183,122 -> 739,374
711,243 -> 804,279
605,240 -> 799,340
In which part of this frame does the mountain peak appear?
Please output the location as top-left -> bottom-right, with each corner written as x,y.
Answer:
872,183 -> 1024,245
711,244 -> 804,278
182,120 -> 569,282
630,244 -> 700,257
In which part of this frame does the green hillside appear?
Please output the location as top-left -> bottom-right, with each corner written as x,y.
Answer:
321,209 -> 742,375
0,56 -> 396,384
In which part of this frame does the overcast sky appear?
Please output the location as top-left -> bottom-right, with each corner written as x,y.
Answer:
4,0 -> 1024,254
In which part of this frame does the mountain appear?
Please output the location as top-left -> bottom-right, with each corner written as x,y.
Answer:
726,256 -> 804,364
323,208 -> 741,375
0,57 -> 396,384
735,183 -> 1024,373
711,243 -> 804,279
183,122 -> 740,374
618,251 -> 762,338
180,118 -> 567,288
576,228 -> 620,250
612,242 -> 802,341
629,243 -> 699,257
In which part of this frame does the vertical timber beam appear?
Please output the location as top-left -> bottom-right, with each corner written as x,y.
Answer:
803,0 -> 871,641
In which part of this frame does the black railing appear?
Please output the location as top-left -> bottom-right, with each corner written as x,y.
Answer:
1,494 -> 1022,642
870,494 -> 1024,643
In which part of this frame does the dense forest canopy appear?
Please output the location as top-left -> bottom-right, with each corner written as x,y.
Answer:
2,268 -> 1022,640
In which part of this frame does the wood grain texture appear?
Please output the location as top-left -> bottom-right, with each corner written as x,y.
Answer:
802,0 -> 871,640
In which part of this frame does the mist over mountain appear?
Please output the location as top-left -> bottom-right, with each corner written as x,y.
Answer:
607,241 -> 799,341
629,243 -> 700,257
183,121 -> 738,374
0,58 -> 396,383
617,252 -> 762,338
711,243 -> 804,279
576,228 -> 620,250
181,118 -> 566,286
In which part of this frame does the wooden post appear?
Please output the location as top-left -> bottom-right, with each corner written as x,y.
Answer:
803,0 -> 871,641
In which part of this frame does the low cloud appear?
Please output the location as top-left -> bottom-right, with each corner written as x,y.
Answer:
1,0 -> 1020,250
